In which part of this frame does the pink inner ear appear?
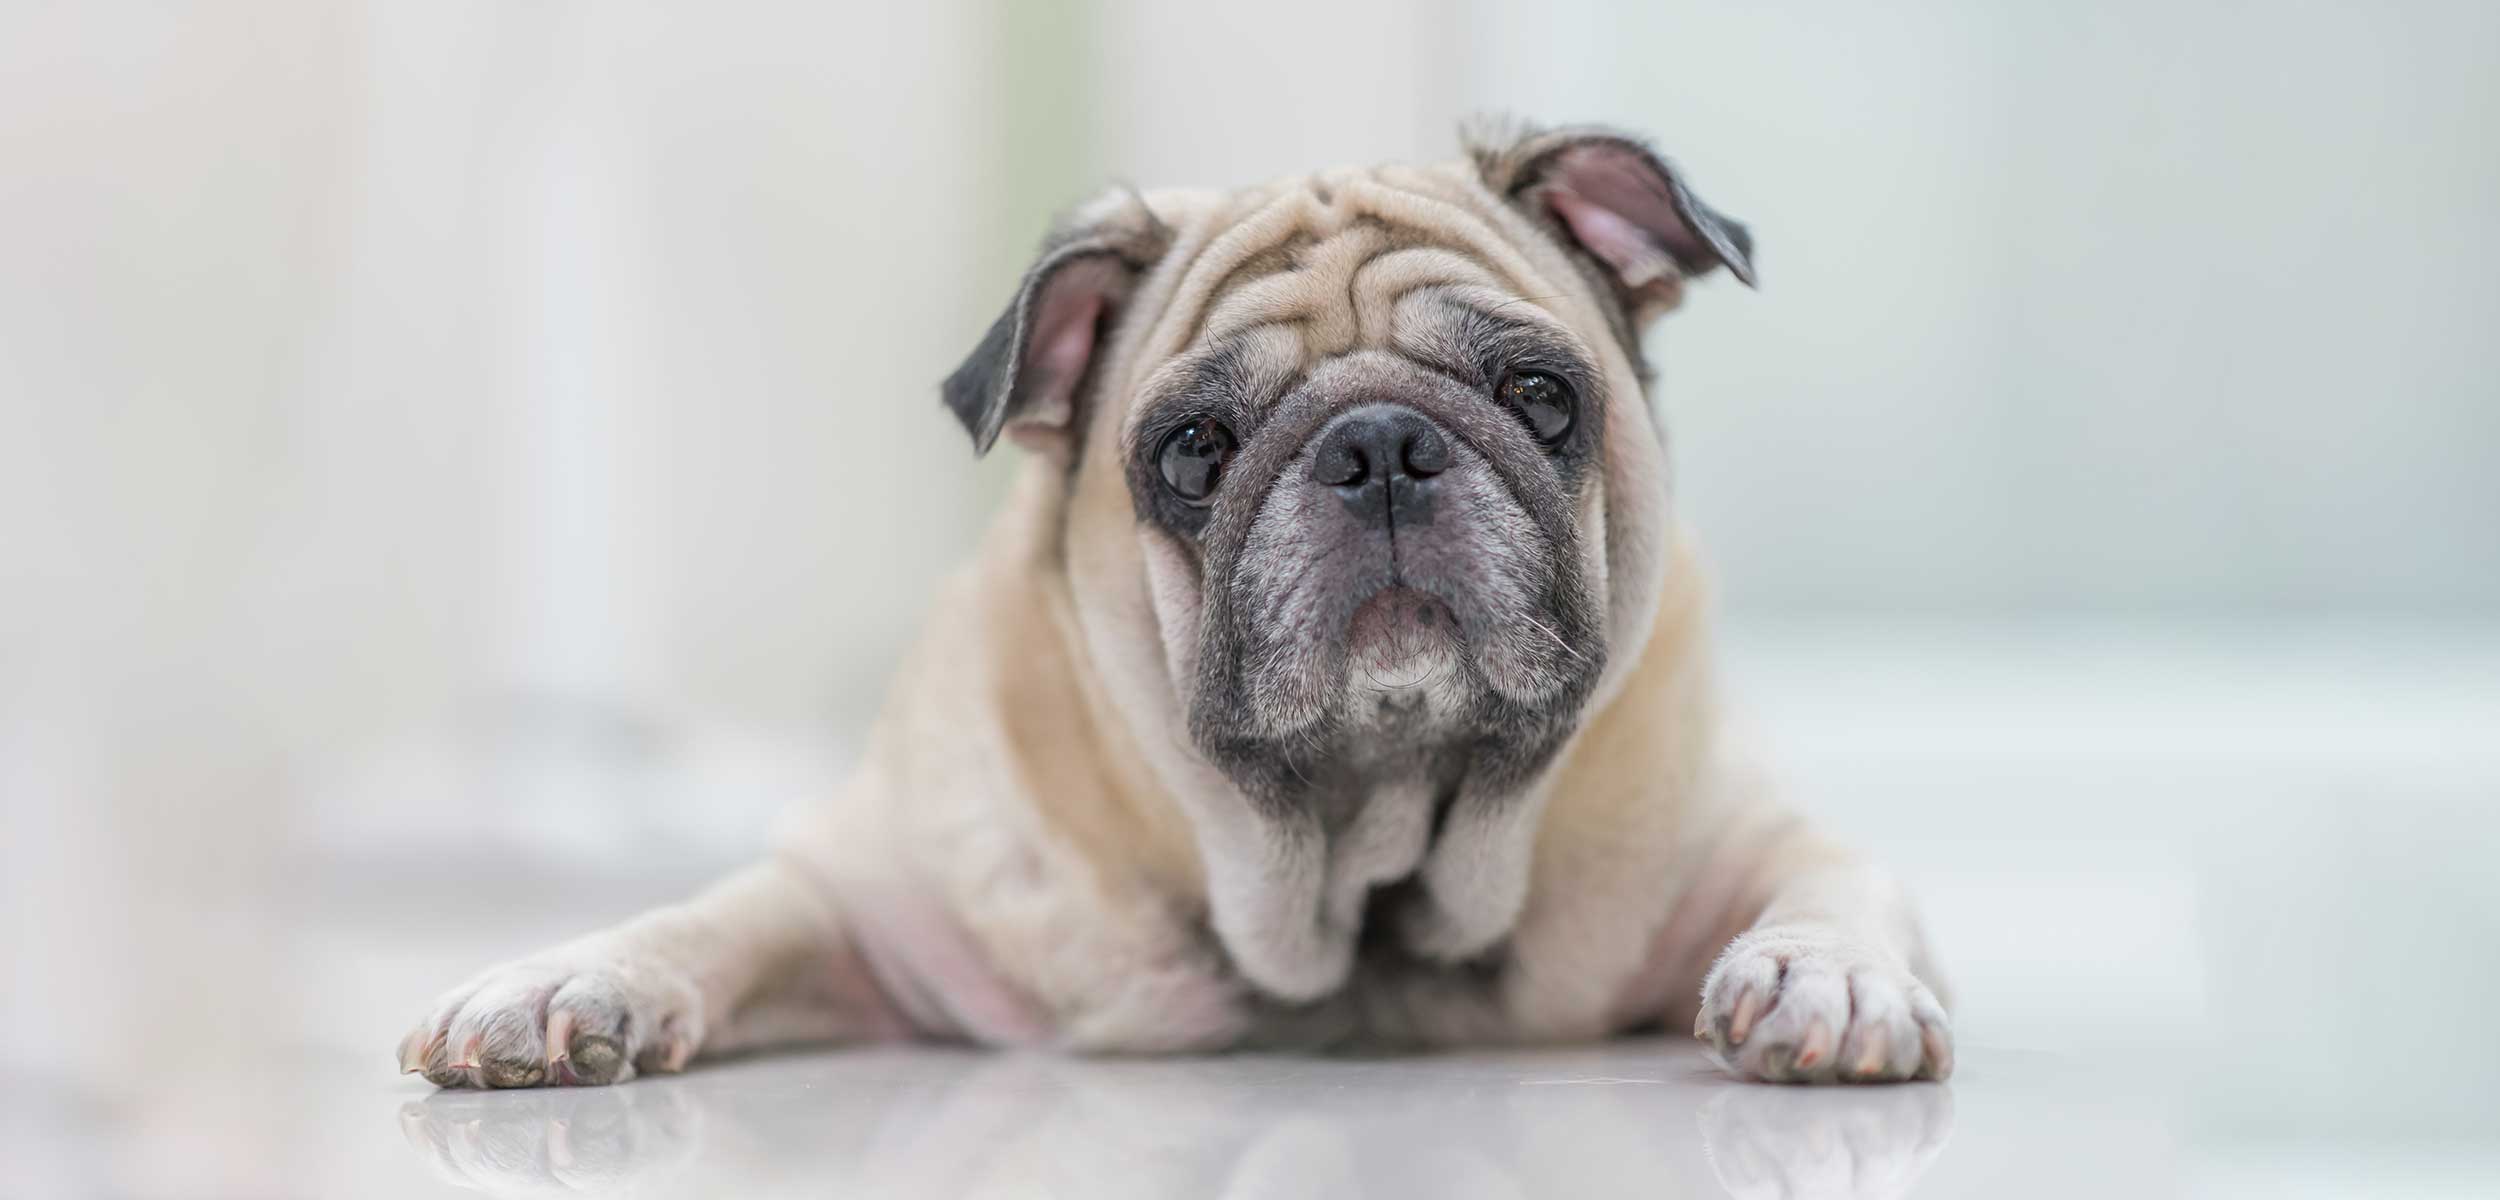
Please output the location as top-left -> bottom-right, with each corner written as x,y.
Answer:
1008,256 -> 1124,446
1546,188 -> 1680,288
1018,292 -> 1103,432
1539,142 -> 1727,287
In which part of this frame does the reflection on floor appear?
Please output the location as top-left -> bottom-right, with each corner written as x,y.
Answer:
396,1043 -> 1965,1199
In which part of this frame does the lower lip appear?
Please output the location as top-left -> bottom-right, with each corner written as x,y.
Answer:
1346,586 -> 1456,648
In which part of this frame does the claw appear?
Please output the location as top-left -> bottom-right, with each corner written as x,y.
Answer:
451,1034 -> 483,1071
1852,1036 -> 1887,1078
1795,1018 -> 1832,1070
400,1029 -> 444,1075
1729,983 -> 1768,1045
1919,1021 -> 1955,1081
545,1009 -> 577,1067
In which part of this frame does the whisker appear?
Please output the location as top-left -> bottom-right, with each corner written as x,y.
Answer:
1521,614 -> 1589,667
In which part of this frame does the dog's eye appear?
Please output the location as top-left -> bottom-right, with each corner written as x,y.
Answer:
1498,370 -> 1576,445
1156,418 -> 1237,504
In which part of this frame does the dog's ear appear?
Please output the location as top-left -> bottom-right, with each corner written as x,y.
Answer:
942,191 -> 1172,461
1472,124 -> 1755,325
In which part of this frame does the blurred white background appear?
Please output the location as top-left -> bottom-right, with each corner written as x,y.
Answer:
4,0 -> 2496,1193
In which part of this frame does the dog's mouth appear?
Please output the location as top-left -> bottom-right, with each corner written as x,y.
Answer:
1343,586 -> 1461,691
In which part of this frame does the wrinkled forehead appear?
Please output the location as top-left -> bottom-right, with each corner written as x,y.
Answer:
1118,166 -> 1599,431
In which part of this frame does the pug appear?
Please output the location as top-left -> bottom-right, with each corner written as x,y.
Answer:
397,123 -> 1952,1089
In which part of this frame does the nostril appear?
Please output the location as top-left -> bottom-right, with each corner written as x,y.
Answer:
1401,428 -> 1450,479
1310,406 -> 1450,491
1313,440 -> 1369,488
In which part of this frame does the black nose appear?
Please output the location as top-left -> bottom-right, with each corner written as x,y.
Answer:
1310,405 -> 1448,527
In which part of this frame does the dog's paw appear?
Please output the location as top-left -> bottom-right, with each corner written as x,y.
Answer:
1695,931 -> 1951,1084
396,950 -> 705,1089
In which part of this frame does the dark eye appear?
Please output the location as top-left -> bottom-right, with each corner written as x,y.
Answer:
1499,370 -> 1576,445
1156,418 -> 1237,504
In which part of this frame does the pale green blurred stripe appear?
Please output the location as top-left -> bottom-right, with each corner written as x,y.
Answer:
966,0 -> 1102,498
976,0 -> 1102,285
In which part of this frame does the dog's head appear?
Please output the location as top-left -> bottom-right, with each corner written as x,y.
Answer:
941,124 -> 1752,996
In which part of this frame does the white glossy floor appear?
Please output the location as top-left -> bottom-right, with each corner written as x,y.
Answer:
19,1036 -> 2495,1199
373,1041 -> 2098,1198
10,624 -> 2499,1197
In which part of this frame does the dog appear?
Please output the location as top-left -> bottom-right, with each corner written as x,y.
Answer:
397,123 -> 1952,1088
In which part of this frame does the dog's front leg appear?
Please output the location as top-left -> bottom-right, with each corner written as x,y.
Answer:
1693,832 -> 1955,1084
397,855 -> 894,1088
